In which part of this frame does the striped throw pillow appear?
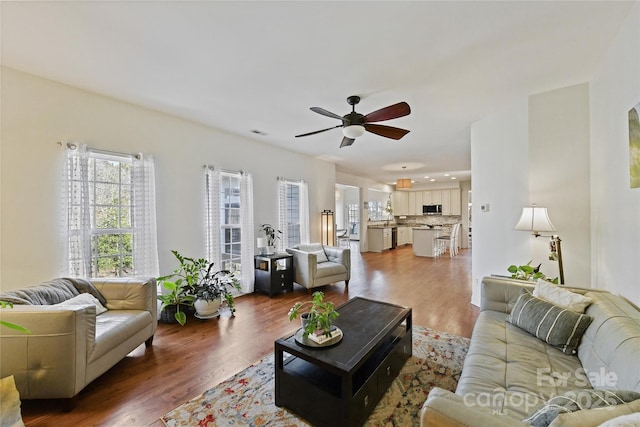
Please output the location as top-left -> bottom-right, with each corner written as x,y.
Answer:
507,292 -> 592,355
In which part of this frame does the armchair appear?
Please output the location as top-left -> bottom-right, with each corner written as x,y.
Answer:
286,243 -> 350,290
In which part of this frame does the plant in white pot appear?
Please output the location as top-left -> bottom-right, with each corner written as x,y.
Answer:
259,223 -> 282,255
193,266 -> 241,318
157,250 -> 241,325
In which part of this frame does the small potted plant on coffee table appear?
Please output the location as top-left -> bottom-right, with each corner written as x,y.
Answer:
288,291 -> 340,343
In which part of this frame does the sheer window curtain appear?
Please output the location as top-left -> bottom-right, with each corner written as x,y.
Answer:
205,168 -> 222,269
239,172 -> 255,293
61,144 -> 91,277
132,153 -> 159,277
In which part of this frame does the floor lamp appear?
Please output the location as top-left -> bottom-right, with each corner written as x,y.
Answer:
321,210 -> 335,246
514,205 -> 565,285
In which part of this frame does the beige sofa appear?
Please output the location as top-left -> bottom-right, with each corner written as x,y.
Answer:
421,276 -> 640,427
0,277 -> 157,410
286,243 -> 350,290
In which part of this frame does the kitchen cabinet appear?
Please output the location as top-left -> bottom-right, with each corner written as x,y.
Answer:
441,188 -> 461,215
408,192 -> 416,216
413,228 -> 442,257
431,190 -> 442,204
392,191 -> 409,216
422,191 -> 432,205
368,228 -> 392,252
397,226 -> 412,246
414,192 -> 423,215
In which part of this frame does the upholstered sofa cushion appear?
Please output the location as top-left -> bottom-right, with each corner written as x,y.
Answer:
295,243 -> 329,263
507,292 -> 592,354
55,293 -> 108,315
533,280 -> 593,313
548,398 -> 640,427
524,389 -> 640,427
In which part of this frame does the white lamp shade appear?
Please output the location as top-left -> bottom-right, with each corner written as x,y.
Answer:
342,125 -> 365,139
256,237 -> 268,248
514,206 -> 556,234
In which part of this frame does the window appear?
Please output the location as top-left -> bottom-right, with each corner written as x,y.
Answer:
278,179 -> 309,251
205,168 -> 255,293
368,201 -> 384,221
62,144 -> 158,278
347,204 -> 359,236
219,173 -> 242,273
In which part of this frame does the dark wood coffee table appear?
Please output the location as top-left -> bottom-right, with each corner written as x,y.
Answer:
275,297 -> 412,427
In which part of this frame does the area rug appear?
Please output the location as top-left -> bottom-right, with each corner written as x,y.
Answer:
161,326 -> 469,427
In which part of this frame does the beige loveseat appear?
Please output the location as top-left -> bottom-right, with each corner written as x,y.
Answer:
421,276 -> 640,427
0,277 -> 157,410
286,243 -> 350,290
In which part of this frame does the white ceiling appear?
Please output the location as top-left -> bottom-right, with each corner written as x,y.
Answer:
1,1 -> 633,186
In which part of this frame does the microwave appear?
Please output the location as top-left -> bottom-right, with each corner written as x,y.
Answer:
423,204 -> 442,215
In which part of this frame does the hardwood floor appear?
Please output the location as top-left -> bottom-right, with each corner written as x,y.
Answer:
20,244 -> 478,426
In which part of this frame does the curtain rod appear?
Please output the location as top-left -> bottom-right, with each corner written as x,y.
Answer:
278,177 -> 305,183
60,142 -> 140,160
204,165 -> 247,175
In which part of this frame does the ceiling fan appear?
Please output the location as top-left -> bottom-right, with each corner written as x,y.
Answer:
295,95 -> 411,148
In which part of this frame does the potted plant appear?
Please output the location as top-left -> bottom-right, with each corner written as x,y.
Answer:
288,291 -> 339,338
193,265 -> 241,318
507,261 -> 558,284
259,223 -> 282,255
157,250 -> 208,325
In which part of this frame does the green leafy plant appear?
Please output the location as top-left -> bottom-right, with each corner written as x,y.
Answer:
0,301 -> 31,333
157,250 -> 242,325
288,291 -> 339,338
193,266 -> 241,313
259,224 -> 282,247
507,261 -> 558,284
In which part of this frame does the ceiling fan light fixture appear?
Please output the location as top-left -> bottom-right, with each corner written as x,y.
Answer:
342,125 -> 365,139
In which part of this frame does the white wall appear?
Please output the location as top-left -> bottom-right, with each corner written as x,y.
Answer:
471,3 -> 640,307
471,98 -> 531,306
0,67 -> 335,290
529,84 -> 591,286
590,3 -> 640,303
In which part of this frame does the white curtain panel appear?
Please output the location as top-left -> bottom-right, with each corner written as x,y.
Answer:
299,180 -> 310,244
205,168 -> 222,268
132,153 -> 159,277
61,144 -> 92,277
277,179 -> 288,253
239,172 -> 255,293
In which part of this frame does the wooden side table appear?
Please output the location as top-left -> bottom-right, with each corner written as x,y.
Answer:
254,254 -> 294,297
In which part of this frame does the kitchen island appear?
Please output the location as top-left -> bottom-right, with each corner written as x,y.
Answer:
412,227 -> 443,257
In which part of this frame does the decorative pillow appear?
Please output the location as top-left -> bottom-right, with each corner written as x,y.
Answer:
54,293 -> 108,315
524,389 -> 640,427
548,398 -> 640,427
533,279 -> 593,313
64,277 -> 108,306
507,292 -> 592,354
598,412 -> 640,427
0,375 -> 25,427
296,243 -> 329,263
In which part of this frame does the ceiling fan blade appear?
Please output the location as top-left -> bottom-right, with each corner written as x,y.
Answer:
340,137 -> 355,148
310,107 -> 345,121
364,102 -> 411,123
364,123 -> 410,140
295,125 -> 342,138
